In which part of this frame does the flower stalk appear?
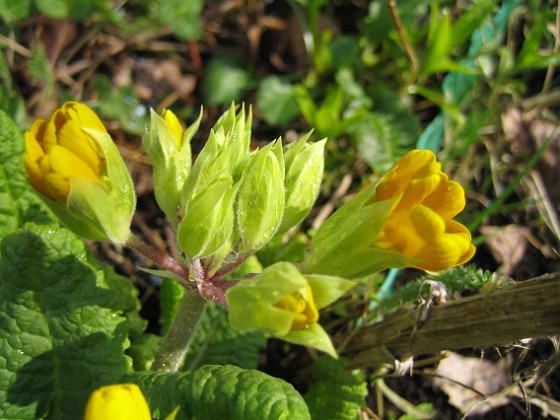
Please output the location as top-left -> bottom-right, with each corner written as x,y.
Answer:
151,289 -> 207,372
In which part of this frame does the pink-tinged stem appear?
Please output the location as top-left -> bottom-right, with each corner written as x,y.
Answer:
127,233 -> 189,280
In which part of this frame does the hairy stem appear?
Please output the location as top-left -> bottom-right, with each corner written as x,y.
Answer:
127,233 -> 189,280
151,289 -> 207,372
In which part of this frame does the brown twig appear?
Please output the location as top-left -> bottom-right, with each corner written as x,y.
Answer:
337,272 -> 560,369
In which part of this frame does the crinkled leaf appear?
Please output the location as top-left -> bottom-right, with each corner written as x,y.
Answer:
0,224 -> 138,419
305,356 -> 367,420
0,110 -> 55,240
184,303 -> 266,370
127,365 -> 311,420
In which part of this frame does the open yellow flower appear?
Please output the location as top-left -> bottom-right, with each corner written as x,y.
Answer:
375,150 -> 475,271
23,101 -> 136,243
302,149 -> 475,278
24,102 -> 106,202
84,383 -> 151,420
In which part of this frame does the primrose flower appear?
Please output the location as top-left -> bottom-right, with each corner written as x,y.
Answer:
227,262 -> 355,358
84,383 -> 151,420
301,150 -> 475,277
23,102 -> 136,243
375,150 -> 476,272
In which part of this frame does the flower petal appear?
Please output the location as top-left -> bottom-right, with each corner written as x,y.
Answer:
163,109 -> 184,148
56,118 -> 105,176
422,179 -> 466,220
84,383 -> 151,420
376,150 -> 439,201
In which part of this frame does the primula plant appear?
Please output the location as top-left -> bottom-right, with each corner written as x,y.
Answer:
0,101 -> 475,419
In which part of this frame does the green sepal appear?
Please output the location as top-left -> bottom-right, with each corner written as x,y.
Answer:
181,106 -> 251,208
56,128 -> 136,243
177,177 -> 237,260
282,323 -> 337,358
144,108 -> 201,223
211,103 -> 252,177
236,140 -> 285,252
279,135 -> 326,233
301,186 -> 418,278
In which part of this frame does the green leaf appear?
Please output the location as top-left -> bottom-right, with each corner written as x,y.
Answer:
256,76 -> 300,126
0,0 -> 33,22
27,45 -> 55,95
35,0 -> 69,18
0,223 -> 138,419
351,113 -> 414,173
202,56 -> 252,106
305,356 -> 367,420
128,365 -> 311,420
158,0 -> 203,40
184,303 -> 266,370
0,110 -> 55,239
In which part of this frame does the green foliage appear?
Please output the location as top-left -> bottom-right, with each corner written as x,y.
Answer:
256,75 -> 300,126
0,223 -> 139,419
202,56 -> 253,106
128,365 -> 311,420
0,110 -> 55,239
93,75 -> 149,135
184,303 -> 266,371
373,265 -> 494,319
0,0 -> 111,22
305,356 -> 367,419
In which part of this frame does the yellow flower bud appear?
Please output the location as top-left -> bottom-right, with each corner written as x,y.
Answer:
22,101 -> 136,243
375,150 -> 475,271
84,383 -> 151,420
24,102 -> 106,202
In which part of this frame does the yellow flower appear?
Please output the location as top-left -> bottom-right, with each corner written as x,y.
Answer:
274,284 -> 319,330
24,102 -> 106,202
22,101 -> 136,243
84,383 -> 151,420
375,150 -> 475,271
227,262 -> 355,357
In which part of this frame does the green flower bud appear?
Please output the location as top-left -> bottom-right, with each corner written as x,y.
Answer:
236,140 -> 285,252
279,134 -> 326,233
177,177 -> 238,262
211,103 -> 252,177
143,108 -> 201,223
23,102 -> 136,243
181,105 -> 251,207
227,262 -> 355,358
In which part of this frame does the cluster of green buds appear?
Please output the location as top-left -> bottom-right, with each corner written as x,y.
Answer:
23,101 -> 475,360
144,104 -> 326,278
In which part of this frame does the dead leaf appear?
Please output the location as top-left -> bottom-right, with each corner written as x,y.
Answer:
432,352 -> 512,415
480,225 -> 530,275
